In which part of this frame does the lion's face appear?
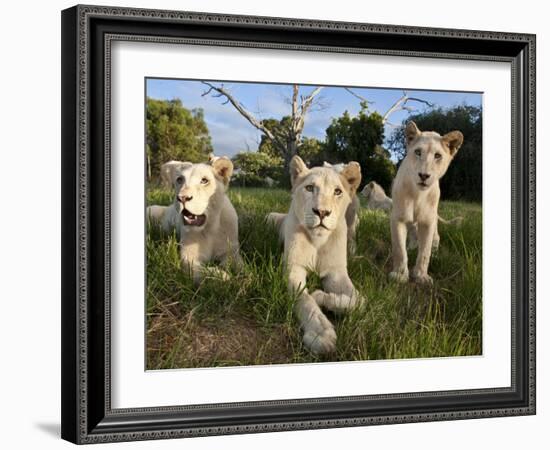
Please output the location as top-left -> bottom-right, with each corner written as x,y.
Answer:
160,158 -> 233,231
290,156 -> 361,239
402,121 -> 464,191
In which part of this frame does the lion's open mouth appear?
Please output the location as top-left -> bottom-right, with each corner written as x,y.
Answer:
418,182 -> 429,188
181,208 -> 206,227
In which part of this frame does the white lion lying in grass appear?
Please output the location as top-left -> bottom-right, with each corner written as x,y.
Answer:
147,158 -> 242,284
268,156 -> 364,355
360,181 -> 393,212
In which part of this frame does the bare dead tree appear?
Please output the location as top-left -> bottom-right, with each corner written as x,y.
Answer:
201,81 -> 324,168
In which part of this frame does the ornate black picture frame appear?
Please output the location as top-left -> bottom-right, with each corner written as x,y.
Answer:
61,4 -> 536,444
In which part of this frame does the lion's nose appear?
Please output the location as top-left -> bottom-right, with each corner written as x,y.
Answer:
178,194 -> 193,203
312,208 -> 331,219
418,173 -> 431,182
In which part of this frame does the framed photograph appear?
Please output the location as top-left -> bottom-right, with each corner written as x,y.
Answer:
61,4 -> 536,444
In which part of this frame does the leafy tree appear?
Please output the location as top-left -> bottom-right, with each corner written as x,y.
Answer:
231,151 -> 284,187
146,98 -> 213,181
324,110 -> 396,192
297,137 -> 324,167
257,118 -> 324,185
257,117 -> 292,158
387,105 -> 482,201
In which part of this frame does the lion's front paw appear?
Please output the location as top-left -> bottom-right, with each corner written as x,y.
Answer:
311,290 -> 356,312
303,327 -> 337,355
389,269 -> 409,283
411,271 -> 433,285
311,290 -> 327,306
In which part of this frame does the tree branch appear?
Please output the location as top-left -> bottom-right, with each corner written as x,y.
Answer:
406,97 -> 434,107
344,88 -> 375,105
201,82 -> 275,141
382,92 -> 434,123
291,85 -> 299,121
294,86 -> 324,135
300,87 -> 324,116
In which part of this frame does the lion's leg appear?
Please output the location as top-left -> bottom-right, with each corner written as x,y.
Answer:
180,256 -> 205,285
411,219 -> 436,285
219,243 -> 244,273
312,270 -> 363,314
181,248 -> 229,286
389,219 -> 409,282
289,265 -> 336,355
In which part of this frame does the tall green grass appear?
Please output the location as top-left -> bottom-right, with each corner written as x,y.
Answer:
146,187 -> 482,369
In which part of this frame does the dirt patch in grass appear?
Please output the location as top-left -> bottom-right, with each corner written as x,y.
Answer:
147,309 -> 296,369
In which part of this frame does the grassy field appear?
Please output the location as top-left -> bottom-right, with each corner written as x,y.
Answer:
146,187 -> 482,369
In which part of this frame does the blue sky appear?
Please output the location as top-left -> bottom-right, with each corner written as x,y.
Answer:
146,78 -> 482,158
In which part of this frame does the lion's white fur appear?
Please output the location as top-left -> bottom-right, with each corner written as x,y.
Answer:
361,181 -> 393,212
389,121 -> 463,284
268,156 -> 363,355
360,180 -> 462,251
147,158 -> 242,284
323,161 -> 360,254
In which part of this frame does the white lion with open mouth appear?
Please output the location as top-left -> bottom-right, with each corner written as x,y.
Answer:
147,158 -> 242,284
268,156 -> 364,355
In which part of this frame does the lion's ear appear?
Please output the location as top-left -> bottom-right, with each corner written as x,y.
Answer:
160,161 -> 191,187
212,157 -> 233,186
340,161 -> 361,194
405,121 -> 421,145
323,161 -> 332,168
441,130 -> 464,157
290,155 -> 309,187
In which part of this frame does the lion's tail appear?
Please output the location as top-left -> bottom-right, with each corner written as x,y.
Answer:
437,215 -> 464,225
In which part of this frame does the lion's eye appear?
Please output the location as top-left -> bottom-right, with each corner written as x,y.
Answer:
200,177 -> 209,185
176,176 -> 184,184
414,149 -> 422,157
305,184 -> 314,192
334,188 -> 343,196
434,153 -> 442,160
